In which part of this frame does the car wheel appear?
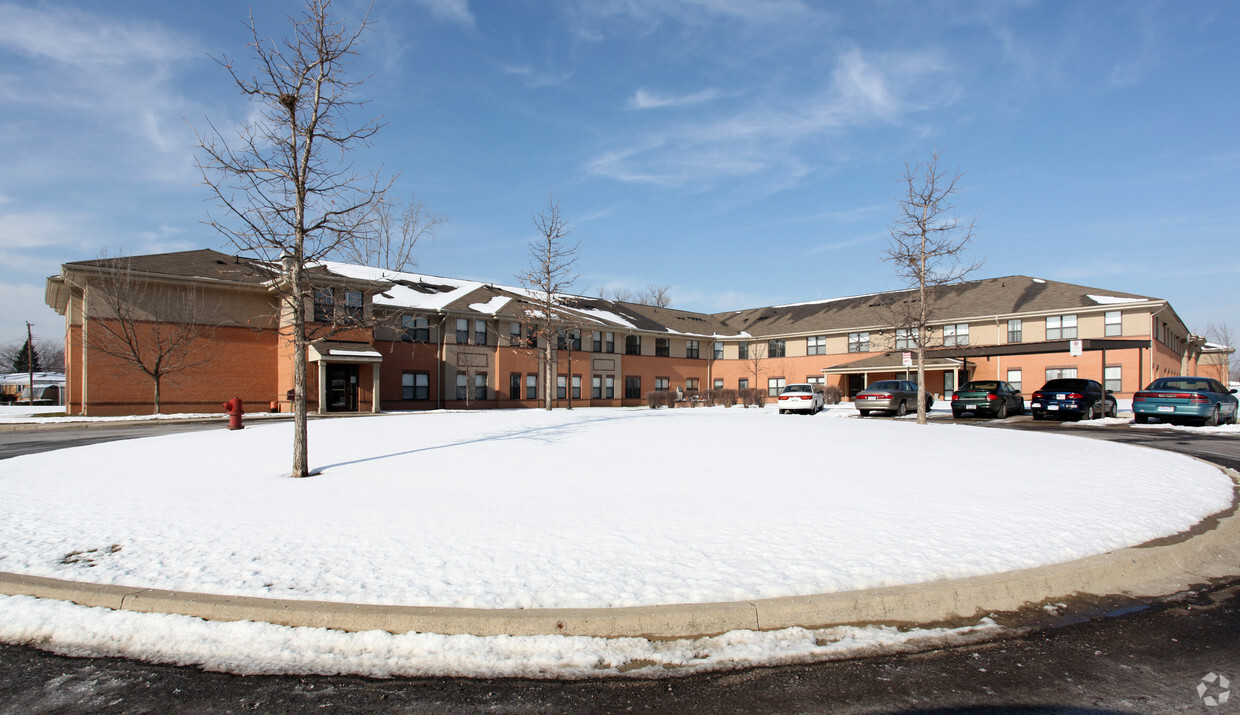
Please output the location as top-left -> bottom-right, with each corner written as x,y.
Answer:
1107,401 -> 1118,419
1205,406 -> 1220,427
1134,413 -> 1149,424
859,409 -> 870,417
995,401 -> 1007,419
1229,408 -> 1238,425
894,401 -> 907,417
1032,412 -> 1044,421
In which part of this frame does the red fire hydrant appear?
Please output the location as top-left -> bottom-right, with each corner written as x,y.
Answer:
223,397 -> 245,430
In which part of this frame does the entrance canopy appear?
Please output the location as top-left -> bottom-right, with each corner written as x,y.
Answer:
308,341 -> 383,364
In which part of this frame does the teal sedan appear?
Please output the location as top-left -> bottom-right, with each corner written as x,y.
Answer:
951,380 -> 1024,419
1132,377 -> 1238,426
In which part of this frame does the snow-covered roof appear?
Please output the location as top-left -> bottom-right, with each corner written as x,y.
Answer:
1087,294 -> 1148,305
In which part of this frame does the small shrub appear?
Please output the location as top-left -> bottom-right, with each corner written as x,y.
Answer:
660,390 -> 677,408
719,389 -> 738,407
645,391 -> 660,408
823,385 -> 843,405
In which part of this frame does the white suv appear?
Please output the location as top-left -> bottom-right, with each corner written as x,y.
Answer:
777,383 -> 825,414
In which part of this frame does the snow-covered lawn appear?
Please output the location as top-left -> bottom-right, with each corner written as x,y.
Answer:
0,406 -> 1232,610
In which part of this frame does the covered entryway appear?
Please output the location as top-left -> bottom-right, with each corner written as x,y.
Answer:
308,340 -> 383,414
325,364 -> 359,412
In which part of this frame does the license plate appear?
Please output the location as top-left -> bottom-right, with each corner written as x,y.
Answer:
1056,394 -> 1067,400
1047,404 -> 1059,411
1157,405 -> 1175,413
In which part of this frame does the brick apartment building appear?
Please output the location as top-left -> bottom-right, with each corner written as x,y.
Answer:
44,249 -> 1229,416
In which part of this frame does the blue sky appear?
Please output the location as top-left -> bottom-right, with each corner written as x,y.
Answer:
1,0 -> 1237,351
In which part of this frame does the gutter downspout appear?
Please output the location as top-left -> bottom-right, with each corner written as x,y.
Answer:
436,314 -> 448,410
1149,304 -> 1168,385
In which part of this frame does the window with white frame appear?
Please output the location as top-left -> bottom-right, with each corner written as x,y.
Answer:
525,374 -> 537,399
557,375 -> 567,399
571,375 -> 581,399
655,337 -> 670,357
767,377 -> 786,397
943,323 -> 969,347
1007,319 -> 1022,343
738,378 -> 749,390
456,318 -> 469,344
510,321 -> 522,346
474,373 -> 487,401
768,339 -> 786,358
1104,366 -> 1121,392
713,378 -> 724,390
400,315 -> 429,342
605,376 -> 615,398
807,335 -> 826,355
848,332 -> 870,353
344,289 -> 363,322
604,332 -> 615,353
474,320 -> 487,346
1046,314 -> 1077,340
401,372 -> 429,400
1006,369 -> 1022,392
455,372 -> 468,400
807,376 -> 824,386
1046,367 -> 1078,380
592,375 -> 602,399
738,342 -> 749,359
713,342 -> 724,359
1105,311 -> 1122,337
313,287 -> 334,322
686,340 -> 700,359
943,371 -> 955,396
686,378 -> 699,392
895,328 -> 918,350
655,377 -> 670,391
592,331 -> 602,352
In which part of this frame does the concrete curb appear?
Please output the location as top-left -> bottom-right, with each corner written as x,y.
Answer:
3,466 -> 1238,640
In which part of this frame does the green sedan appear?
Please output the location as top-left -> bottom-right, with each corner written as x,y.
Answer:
951,380 -> 1025,419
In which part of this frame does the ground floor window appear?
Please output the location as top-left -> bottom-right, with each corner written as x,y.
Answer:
526,374 -> 537,399
806,376 -> 824,386
402,371 -> 429,400
1104,366 -> 1121,392
1006,369 -> 1022,393
455,372 -> 467,400
474,373 -> 487,401
625,376 -> 641,399
572,375 -> 581,400
768,377 -> 786,396
592,375 -> 602,399
510,373 -> 521,400
713,378 -> 724,390
605,376 -> 615,399
557,375 -> 567,399
1046,367 -> 1078,381
655,377 -> 669,391
686,378 -> 699,392
739,378 -> 749,390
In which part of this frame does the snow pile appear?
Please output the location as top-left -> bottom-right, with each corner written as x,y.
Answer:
0,408 -> 1231,609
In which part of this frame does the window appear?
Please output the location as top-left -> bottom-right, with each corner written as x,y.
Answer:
524,324 -> 537,348
655,337 -> 670,357
400,315 -> 429,342
686,378 -> 699,392
848,332 -> 870,353
1046,314 -> 1077,340
455,372 -> 467,400
686,340 -> 700,359
738,378 -> 749,390
895,328 -> 919,350
768,377 -> 786,397
1105,311 -> 1122,337
344,289 -> 363,322
571,375 -> 581,400
713,378 -> 724,390
768,339 -> 786,358
605,376 -> 615,399
475,320 -> 488,346
655,377 -> 669,391
1104,366 -> 1121,392
1007,369 -> 1022,393
313,287 -> 333,322
568,330 -> 581,350
944,372 -> 955,396
401,372 -> 429,400
474,373 -> 487,401
556,330 -> 581,351
738,342 -> 749,360
510,373 -> 521,400
713,342 -> 724,359
592,376 -> 602,399
526,374 -> 537,400
592,332 -> 602,352
625,376 -> 641,399
625,335 -> 641,355
605,332 -> 615,353
1007,319 -> 1023,343
807,376 -> 824,386
557,375 -> 567,399
1046,367 -> 1078,381
510,322 -> 522,346
807,335 -> 826,355
943,323 -> 969,347
456,318 -> 469,344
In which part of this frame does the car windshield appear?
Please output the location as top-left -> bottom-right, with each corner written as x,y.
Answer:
962,381 -> 999,391
1149,378 -> 1213,392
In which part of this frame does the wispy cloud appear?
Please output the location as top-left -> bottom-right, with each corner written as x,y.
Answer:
567,0 -> 821,40
501,64 -> 574,88
412,0 -> 475,28
627,88 -> 722,110
805,233 -> 885,256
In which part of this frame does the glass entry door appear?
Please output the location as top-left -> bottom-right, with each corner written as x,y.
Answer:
326,364 -> 359,412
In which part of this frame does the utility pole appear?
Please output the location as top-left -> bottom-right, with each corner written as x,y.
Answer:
26,322 -> 34,404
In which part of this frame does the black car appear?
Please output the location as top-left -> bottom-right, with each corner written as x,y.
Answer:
1029,378 -> 1117,421
951,380 -> 1024,419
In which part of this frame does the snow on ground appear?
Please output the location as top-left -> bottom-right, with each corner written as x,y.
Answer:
0,594 -> 1002,678
0,407 -> 1232,610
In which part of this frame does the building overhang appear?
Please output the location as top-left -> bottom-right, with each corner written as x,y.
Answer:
308,341 -> 384,363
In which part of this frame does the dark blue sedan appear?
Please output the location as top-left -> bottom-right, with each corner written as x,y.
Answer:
1029,378 -> 1116,421
1132,377 -> 1238,426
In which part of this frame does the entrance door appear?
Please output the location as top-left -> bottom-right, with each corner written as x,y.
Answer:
326,364 -> 359,412
847,374 -> 865,399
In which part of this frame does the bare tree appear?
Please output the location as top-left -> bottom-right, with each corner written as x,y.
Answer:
1205,323 -> 1238,384
338,194 -> 442,272
196,0 -> 387,477
638,285 -> 672,307
516,193 -> 580,410
607,287 -> 633,303
743,341 -> 766,403
83,256 -> 217,414
882,150 -> 983,425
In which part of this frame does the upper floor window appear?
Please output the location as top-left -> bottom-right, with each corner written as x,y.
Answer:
1046,315 -> 1077,340
768,339 -> 786,358
474,320 -> 488,346
807,335 -> 826,356
625,335 -> 641,355
1105,311 -> 1122,337
943,323 -> 969,347
313,287 -> 334,322
400,315 -> 429,342
510,321 -> 522,346
738,342 -> 749,360
1007,319 -> 1022,343
895,328 -> 919,350
555,329 -> 581,351
655,337 -> 670,357
343,289 -> 363,322
592,331 -> 602,352
848,332 -> 869,353
713,342 -> 724,359
456,318 -> 469,344
686,340 -> 700,359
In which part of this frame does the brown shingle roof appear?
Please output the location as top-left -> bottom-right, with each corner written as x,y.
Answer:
65,249 -> 276,285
